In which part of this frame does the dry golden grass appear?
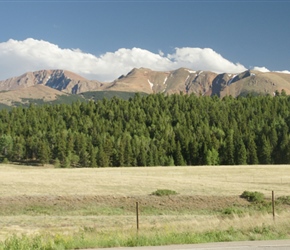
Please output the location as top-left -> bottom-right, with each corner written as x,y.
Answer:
1,164 -> 290,240
0,164 -> 290,197
1,211 -> 289,243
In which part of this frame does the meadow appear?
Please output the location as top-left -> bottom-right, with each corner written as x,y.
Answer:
0,164 -> 290,249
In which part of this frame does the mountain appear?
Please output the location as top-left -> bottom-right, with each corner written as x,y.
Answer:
110,68 -> 217,95
218,70 -> 290,97
109,68 -> 290,97
0,69 -> 106,94
0,68 -> 290,107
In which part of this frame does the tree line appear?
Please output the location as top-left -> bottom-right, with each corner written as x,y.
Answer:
0,92 -> 290,167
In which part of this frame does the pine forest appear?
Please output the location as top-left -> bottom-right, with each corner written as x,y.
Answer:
0,92 -> 290,168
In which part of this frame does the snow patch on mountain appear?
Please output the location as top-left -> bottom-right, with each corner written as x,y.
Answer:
148,79 -> 154,90
45,76 -> 51,84
163,76 -> 168,84
228,75 -> 237,85
186,69 -> 196,74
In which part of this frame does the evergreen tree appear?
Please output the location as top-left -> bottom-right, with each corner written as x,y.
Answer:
259,135 -> 272,164
222,130 -> 235,165
11,136 -> 25,161
38,141 -> 51,165
0,134 -> 13,158
174,141 -> 185,166
247,135 -> 259,165
88,145 -> 97,168
206,148 -> 219,165
97,146 -> 109,167
235,139 -> 247,165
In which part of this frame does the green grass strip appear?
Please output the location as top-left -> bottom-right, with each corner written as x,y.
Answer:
0,224 -> 289,250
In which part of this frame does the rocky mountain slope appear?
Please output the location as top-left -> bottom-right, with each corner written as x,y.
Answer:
111,68 -> 218,95
218,70 -> 290,98
0,69 -> 105,94
0,68 -> 290,107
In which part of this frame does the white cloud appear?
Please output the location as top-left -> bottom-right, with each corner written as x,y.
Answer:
252,67 -> 290,74
0,38 -> 248,81
167,47 -> 247,74
158,50 -> 165,57
253,66 -> 270,73
275,70 -> 290,74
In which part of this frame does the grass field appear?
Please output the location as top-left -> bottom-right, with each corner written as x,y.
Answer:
0,164 -> 290,249
1,164 -> 290,197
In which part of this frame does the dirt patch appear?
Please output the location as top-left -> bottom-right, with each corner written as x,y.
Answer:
0,195 -> 250,215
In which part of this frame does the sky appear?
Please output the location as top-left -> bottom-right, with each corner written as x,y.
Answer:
0,0 -> 289,81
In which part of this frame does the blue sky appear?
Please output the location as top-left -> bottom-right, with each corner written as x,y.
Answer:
0,0 -> 289,81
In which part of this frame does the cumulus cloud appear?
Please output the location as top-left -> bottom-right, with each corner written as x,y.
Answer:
253,66 -> 270,73
168,47 -> 247,74
275,70 -> 290,74
0,38 -> 248,81
251,67 -> 290,75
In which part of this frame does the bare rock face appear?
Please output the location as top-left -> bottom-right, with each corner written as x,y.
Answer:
183,70 -> 217,96
0,71 -> 38,91
109,68 -> 169,94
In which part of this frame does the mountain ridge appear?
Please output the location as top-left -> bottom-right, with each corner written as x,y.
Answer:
1,68 -> 290,107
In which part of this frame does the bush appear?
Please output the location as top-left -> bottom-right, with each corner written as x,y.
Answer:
240,191 -> 264,203
151,189 -> 178,196
222,207 -> 244,215
277,195 -> 290,205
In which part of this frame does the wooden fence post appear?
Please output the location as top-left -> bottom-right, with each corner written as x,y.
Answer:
136,201 -> 139,231
272,190 -> 275,222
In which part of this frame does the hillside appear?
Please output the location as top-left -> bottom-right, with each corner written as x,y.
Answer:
0,85 -> 69,106
0,68 -> 290,107
219,70 -> 290,97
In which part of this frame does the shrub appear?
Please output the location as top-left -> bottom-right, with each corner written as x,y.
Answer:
151,189 -> 178,196
276,195 -> 290,205
222,207 -> 244,215
240,191 -> 264,203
